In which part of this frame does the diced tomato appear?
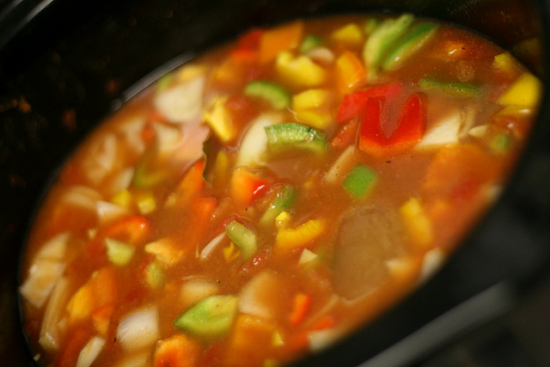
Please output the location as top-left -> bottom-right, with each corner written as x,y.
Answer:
154,334 -> 201,367
100,215 -> 151,246
238,249 -> 271,277
230,168 -> 272,207
336,82 -> 403,123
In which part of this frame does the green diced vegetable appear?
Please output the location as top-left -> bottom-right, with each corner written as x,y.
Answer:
145,261 -> 165,289
225,220 -> 258,261
173,295 -> 238,340
382,22 -> 439,71
244,81 -> 291,110
105,238 -> 135,266
265,123 -> 327,153
419,78 -> 481,98
133,153 -> 167,189
300,34 -> 323,53
342,163 -> 378,198
260,186 -> 296,227
363,13 -> 414,80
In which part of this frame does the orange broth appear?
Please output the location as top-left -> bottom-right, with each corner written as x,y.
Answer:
19,14 -> 540,367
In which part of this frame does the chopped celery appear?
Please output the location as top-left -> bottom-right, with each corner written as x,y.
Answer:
173,295 -> 238,339
419,77 -> 480,98
300,34 -> 323,53
382,22 -> 439,71
363,14 -> 414,79
260,186 -> 296,227
342,163 -> 378,198
244,81 -> 291,110
265,123 -> 327,153
105,238 -> 135,266
225,221 -> 258,261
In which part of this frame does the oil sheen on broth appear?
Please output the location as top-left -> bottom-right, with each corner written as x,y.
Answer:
19,14 -> 540,367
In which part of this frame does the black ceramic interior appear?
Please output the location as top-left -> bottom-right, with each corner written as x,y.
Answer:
1,0 -> 550,366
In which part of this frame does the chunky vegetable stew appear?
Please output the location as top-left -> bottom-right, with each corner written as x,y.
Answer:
20,14 -> 541,367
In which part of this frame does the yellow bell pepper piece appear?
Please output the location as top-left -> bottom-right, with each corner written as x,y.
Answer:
331,23 -> 364,47
399,197 -> 433,250
497,72 -> 542,108
295,110 -> 333,129
492,52 -> 518,75
335,50 -> 366,94
276,51 -> 327,88
111,189 -> 133,209
66,283 -> 93,323
275,219 -> 325,250
292,89 -> 331,110
135,190 -> 157,214
203,96 -> 236,142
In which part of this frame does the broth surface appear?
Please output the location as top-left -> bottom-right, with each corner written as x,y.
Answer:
20,14 -> 540,367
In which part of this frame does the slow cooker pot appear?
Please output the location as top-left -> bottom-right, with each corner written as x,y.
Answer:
1,0 -> 550,366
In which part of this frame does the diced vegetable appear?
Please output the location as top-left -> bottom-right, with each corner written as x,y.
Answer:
180,278 -> 220,309
295,110 -> 333,129
96,201 -> 131,226
173,295 -> 239,339
225,220 -> 258,261
245,80 -> 291,110
290,293 -> 312,326
20,233 -> 69,308
39,277 -> 70,351
145,261 -> 165,289
363,14 -> 414,79
105,238 -> 135,266
331,23 -> 364,46
260,186 -> 296,227
419,77 -> 480,98
335,50 -> 366,94
200,232 -> 227,260
416,110 -> 461,150
203,96 -> 236,142
236,113 -> 283,167
342,163 -> 378,198
153,334 -> 200,367
230,167 -> 272,207
276,52 -> 327,88
300,34 -> 323,54
265,123 -> 327,153
117,307 -> 160,351
164,160 -> 206,207
238,270 -> 290,320
497,72 -> 541,108
260,20 -> 304,64
336,82 -> 403,122
76,336 -> 106,367
399,197 -> 433,249
154,76 -> 205,123
145,238 -> 184,266
382,22 -> 439,71
275,219 -> 325,250
292,89 -> 331,110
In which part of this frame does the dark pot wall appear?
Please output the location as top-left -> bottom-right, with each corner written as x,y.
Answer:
1,1 -> 550,366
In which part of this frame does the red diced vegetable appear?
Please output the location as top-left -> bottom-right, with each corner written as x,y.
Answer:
230,168 -> 272,207
387,92 -> 426,148
290,293 -> 312,326
101,216 -> 151,246
336,82 -> 403,122
358,97 -> 387,155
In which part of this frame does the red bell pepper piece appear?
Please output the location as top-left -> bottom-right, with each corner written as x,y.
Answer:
359,93 -> 426,157
336,82 -> 403,123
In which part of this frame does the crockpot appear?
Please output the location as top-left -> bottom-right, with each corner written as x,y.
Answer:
1,0 -> 550,366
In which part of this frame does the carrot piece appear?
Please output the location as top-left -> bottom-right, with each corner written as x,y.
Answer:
259,20 -> 304,64
101,215 -> 151,246
310,314 -> 336,331
55,328 -> 90,367
335,50 -> 366,94
224,315 -> 277,367
153,334 -> 201,367
290,293 -> 312,326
